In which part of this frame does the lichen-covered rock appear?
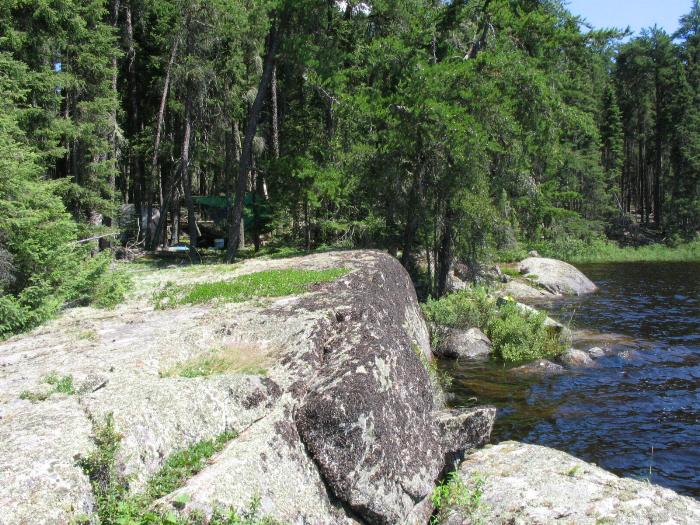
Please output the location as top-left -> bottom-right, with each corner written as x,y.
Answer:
442,442 -> 700,524
435,328 -> 492,360
295,253 -> 444,525
1,250 -> 474,525
501,279 -> 557,301
157,400 -> 360,525
0,397 -> 95,525
518,257 -> 597,296
435,407 -> 496,472
82,374 -> 281,491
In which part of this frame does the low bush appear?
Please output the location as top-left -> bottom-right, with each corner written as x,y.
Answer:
486,301 -> 565,363
431,471 -> 487,525
422,289 -> 566,364
421,287 -> 496,331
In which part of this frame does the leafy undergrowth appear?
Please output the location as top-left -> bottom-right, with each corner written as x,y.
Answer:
153,268 -> 349,309
422,288 -> 566,363
160,345 -> 269,378
431,471 -> 488,525
77,415 -> 281,525
19,373 -> 74,402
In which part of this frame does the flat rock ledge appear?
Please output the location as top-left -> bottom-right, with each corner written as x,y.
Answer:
0,250 -> 496,525
440,442 -> 700,525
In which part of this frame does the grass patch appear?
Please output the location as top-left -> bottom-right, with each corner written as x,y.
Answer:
19,373 -> 75,402
532,238 -> 700,263
77,415 -> 279,525
154,267 -> 349,309
431,471 -> 487,525
500,267 -> 521,278
422,288 -> 566,364
160,345 -> 270,378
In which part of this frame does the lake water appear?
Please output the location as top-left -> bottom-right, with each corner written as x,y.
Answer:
442,262 -> 700,498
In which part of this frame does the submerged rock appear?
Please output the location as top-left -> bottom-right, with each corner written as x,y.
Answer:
588,346 -> 606,358
518,257 -> 597,296
435,328 -> 493,360
441,442 -> 700,525
511,359 -> 565,376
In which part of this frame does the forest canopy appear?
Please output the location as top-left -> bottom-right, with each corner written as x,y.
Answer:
1,0 -> 699,333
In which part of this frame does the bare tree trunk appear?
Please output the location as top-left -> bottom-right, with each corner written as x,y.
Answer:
146,37 -> 179,249
436,205 -> 455,297
181,99 -> 197,258
124,0 -> 144,229
271,64 -> 280,159
226,120 -> 243,257
227,20 -> 281,261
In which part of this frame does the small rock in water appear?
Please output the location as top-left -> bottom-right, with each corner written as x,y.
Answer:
587,346 -> 605,358
558,348 -> 594,368
435,328 -> 493,360
511,359 -> 565,376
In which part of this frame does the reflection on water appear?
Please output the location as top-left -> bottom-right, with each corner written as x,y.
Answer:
443,262 -> 700,498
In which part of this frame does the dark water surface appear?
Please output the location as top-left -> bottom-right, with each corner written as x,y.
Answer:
443,262 -> 700,498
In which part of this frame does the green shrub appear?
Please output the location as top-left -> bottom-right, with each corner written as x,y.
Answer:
422,288 -> 566,364
421,287 -> 497,331
486,301 -> 564,363
431,471 -> 487,525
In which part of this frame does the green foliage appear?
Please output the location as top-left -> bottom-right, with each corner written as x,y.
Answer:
19,373 -> 75,402
487,301 -> 565,363
154,268 -> 349,309
431,471 -> 487,525
422,287 -> 496,333
533,238 -> 700,263
422,288 -> 566,363
77,414 -> 276,525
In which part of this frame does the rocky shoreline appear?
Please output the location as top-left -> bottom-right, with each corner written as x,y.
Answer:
1,250 -> 698,524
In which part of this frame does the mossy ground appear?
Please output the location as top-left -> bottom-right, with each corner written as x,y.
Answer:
153,268 -> 349,309
160,344 -> 271,378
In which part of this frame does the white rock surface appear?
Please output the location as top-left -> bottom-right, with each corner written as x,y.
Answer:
519,257 -> 597,295
443,442 -> 700,525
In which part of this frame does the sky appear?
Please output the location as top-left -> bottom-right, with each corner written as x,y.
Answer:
566,0 -> 692,36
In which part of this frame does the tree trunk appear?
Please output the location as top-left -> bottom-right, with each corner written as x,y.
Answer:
226,121 -> 244,257
271,64 -> 280,159
181,99 -> 197,258
147,37 -> 179,249
436,205 -> 455,298
227,19 -> 281,261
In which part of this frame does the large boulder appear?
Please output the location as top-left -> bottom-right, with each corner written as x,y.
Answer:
435,328 -> 493,360
518,257 -> 597,296
294,254 -> 445,524
1,250 -> 492,525
439,442 -> 700,524
501,279 -> 556,301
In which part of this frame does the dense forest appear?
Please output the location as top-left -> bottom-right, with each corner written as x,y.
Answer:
1,0 -> 699,335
